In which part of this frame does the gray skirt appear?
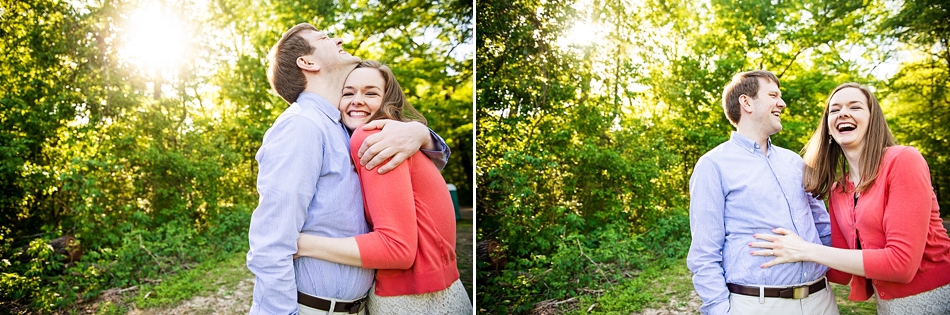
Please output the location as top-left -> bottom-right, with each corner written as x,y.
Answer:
877,283 -> 950,315
367,279 -> 471,315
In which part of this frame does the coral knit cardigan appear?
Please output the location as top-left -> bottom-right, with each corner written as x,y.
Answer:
826,146 -> 950,301
349,128 -> 460,297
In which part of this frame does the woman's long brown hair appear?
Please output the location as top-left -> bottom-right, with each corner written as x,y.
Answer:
356,60 -> 428,125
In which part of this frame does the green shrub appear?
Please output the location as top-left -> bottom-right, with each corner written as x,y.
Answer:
0,207 -> 251,313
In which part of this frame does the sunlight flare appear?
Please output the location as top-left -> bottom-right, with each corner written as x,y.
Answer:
557,21 -> 607,48
119,4 -> 187,70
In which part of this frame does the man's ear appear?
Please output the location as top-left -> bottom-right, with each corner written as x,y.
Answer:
297,57 -> 320,72
739,95 -> 753,113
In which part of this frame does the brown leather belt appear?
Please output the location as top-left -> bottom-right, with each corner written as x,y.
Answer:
727,278 -> 827,299
297,291 -> 366,314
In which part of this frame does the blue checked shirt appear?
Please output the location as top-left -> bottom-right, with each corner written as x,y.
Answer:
246,92 -> 449,314
686,132 -> 831,315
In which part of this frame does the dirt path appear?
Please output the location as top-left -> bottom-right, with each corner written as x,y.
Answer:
632,291 -> 702,315
457,207 -> 475,301
131,209 -> 474,314
128,278 -> 255,315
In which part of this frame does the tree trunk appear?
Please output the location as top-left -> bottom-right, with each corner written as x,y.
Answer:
16,235 -> 83,263
476,240 -> 507,270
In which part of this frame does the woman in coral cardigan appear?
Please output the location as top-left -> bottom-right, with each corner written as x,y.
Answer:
294,60 -> 470,314
750,83 -> 950,314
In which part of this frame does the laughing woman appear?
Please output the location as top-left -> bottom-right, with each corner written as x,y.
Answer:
750,83 -> 950,315
294,60 -> 471,315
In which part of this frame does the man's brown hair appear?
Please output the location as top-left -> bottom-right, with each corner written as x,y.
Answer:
721,70 -> 781,126
267,23 -> 318,104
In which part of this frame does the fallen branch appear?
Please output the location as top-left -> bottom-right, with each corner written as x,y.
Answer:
531,297 -> 578,314
576,239 -> 613,289
586,303 -> 597,312
101,285 -> 138,296
117,286 -> 138,294
138,234 -> 166,274
548,297 -> 576,307
580,288 -> 604,294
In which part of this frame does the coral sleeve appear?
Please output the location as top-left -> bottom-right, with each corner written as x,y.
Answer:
350,128 -> 418,269
862,147 -> 931,283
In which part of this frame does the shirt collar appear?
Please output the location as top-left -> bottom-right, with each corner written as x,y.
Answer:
730,131 -> 772,156
295,92 -> 342,123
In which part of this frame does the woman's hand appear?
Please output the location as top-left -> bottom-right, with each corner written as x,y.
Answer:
749,227 -> 815,268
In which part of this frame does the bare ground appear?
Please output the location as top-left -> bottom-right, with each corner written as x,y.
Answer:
127,208 -> 474,314
528,291 -> 702,315
632,291 -> 702,315
127,278 -> 255,315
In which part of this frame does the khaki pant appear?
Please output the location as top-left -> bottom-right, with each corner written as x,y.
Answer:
728,279 -> 839,315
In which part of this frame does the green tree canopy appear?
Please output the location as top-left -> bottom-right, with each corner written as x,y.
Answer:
476,0 -> 950,312
0,0 -> 472,311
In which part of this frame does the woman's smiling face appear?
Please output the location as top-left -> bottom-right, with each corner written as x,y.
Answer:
827,87 -> 870,151
339,67 -> 385,130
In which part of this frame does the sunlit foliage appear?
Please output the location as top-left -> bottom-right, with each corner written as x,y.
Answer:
476,0 -> 947,312
0,0 -> 472,312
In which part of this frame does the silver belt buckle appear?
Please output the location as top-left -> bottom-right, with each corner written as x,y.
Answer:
792,285 -> 810,299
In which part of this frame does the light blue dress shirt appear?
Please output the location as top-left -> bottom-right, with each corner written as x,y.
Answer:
246,92 -> 449,314
686,132 -> 832,315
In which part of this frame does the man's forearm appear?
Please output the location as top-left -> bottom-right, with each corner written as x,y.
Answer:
689,261 -> 731,315
247,234 -> 299,313
420,127 -> 436,151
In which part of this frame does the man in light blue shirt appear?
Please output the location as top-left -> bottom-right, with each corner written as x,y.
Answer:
687,70 -> 838,315
246,23 -> 450,314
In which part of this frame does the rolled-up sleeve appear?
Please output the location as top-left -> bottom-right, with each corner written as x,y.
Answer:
421,129 -> 450,170
807,194 -> 832,247
247,115 -> 324,314
686,156 -> 730,315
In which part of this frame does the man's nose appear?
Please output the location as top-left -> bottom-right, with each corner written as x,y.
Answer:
777,98 -> 787,109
